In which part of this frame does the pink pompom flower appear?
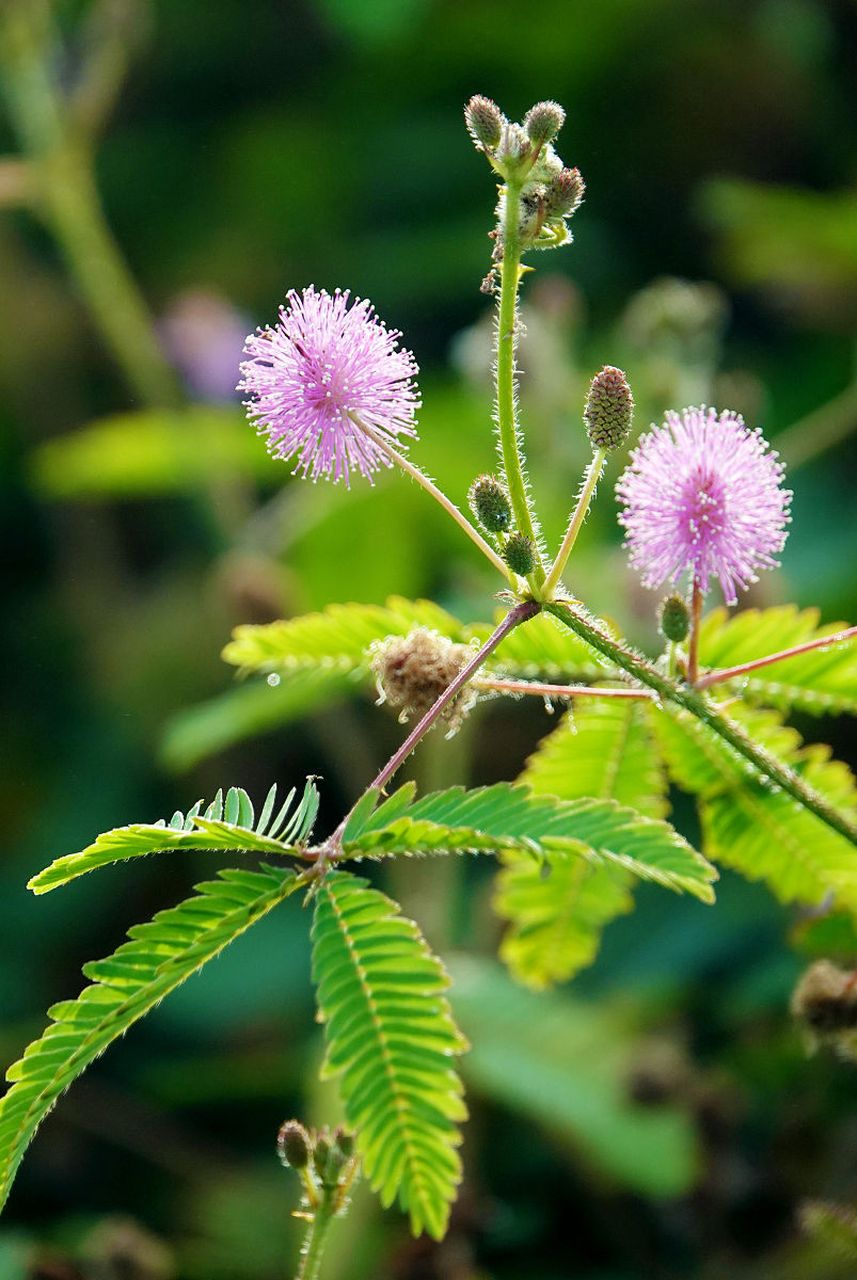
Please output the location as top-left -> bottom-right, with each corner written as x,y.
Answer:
616,407 -> 791,605
239,287 -> 420,485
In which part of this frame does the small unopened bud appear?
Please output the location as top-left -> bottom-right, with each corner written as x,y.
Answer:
524,100 -> 566,146
792,960 -> 857,1036
503,532 -> 536,576
545,167 -> 585,218
658,594 -> 690,644
464,95 -> 504,151
495,122 -> 531,172
312,1132 -> 332,1181
583,365 -> 634,452
469,474 -> 512,533
333,1127 -> 355,1160
277,1120 -> 311,1170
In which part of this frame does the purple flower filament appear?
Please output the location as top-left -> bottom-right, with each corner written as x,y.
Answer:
616,407 -> 792,605
239,287 -> 420,485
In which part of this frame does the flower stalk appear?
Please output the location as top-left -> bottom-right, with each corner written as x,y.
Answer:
696,625 -> 857,690
543,447 -> 607,599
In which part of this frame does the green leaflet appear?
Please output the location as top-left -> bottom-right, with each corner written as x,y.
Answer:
0,865 -> 301,1212
698,605 -> 857,715
343,782 -> 715,903
222,597 -> 467,675
497,700 -> 669,988
652,703 -> 857,910
28,782 -> 319,894
311,872 -> 468,1239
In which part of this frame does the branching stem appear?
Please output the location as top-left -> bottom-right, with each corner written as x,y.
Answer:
546,600 -> 857,848
696,625 -> 857,690
295,1195 -> 336,1280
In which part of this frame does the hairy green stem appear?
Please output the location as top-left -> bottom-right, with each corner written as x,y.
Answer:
474,676 -> 653,700
496,182 -> 544,591
296,1196 -> 336,1280
543,447 -> 607,599
546,600 -> 857,848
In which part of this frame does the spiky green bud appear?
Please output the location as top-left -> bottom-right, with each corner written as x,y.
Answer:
503,532 -> 536,576
658,593 -> 690,643
583,365 -> 634,452
464,95 -> 504,151
277,1120 -> 311,1170
469,474 -> 512,533
545,166 -> 585,218
524,100 -> 566,146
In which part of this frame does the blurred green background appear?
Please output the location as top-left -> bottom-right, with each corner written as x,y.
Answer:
1,0 -> 857,1276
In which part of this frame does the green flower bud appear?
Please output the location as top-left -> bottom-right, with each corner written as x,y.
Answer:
545,167 -> 585,218
464,95 -> 504,151
277,1120 -> 311,1170
312,1133 -> 332,1180
658,593 -> 690,643
503,532 -> 536,576
524,100 -> 566,146
469,474 -> 512,533
583,365 -> 634,452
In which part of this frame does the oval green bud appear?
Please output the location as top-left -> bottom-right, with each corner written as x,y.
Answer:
524,100 -> 566,146
583,365 -> 634,452
464,95 -> 504,151
469,474 -> 512,533
333,1127 -> 355,1160
503,532 -> 536,576
277,1120 -> 311,1170
658,593 -> 690,644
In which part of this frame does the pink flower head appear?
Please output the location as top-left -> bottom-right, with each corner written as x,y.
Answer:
239,287 -> 420,485
616,407 -> 791,605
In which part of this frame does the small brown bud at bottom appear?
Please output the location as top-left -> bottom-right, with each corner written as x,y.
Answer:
524,100 -> 566,146
583,365 -> 634,451
792,960 -> 857,1035
277,1120 -> 311,1170
464,95 -> 504,151
370,628 -> 476,731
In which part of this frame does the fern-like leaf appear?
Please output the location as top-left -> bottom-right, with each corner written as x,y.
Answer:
652,703 -> 857,910
343,782 -> 715,903
497,701 -> 669,988
312,871 -> 468,1239
28,781 -> 319,894
222,597 -> 467,675
0,865 -> 301,1211
698,605 -> 857,715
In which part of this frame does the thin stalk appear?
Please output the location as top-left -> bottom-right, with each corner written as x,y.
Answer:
546,599 -> 857,849
324,600 -> 539,853
296,1196 -> 336,1280
474,676 -> 653,700
687,577 -> 703,685
355,415 -> 515,585
496,181 -> 545,591
543,448 -> 607,599
696,625 -> 857,691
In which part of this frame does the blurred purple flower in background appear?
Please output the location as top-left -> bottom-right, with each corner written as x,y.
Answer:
617,406 -> 791,604
160,289 -> 251,401
239,287 -> 420,485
